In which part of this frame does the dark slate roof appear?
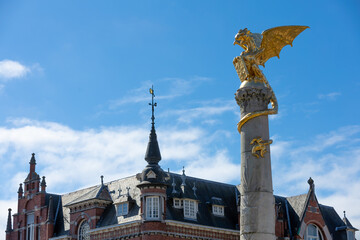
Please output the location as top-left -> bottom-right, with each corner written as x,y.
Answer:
274,195 -> 295,237
319,204 -> 348,240
274,193 -> 353,240
166,173 -> 239,230
44,193 -> 67,237
64,184 -> 112,207
343,215 -> 359,231
50,173 -> 354,239
60,175 -> 142,233
144,125 -> 161,165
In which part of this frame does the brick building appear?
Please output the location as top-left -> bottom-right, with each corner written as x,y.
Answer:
4,101 -> 358,240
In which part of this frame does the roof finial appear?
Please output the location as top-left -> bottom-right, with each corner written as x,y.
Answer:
172,177 -> 177,194
307,177 -> 314,189
344,211 -> 346,218
181,166 -> 186,187
101,175 -> 104,186
149,86 -> 157,127
144,86 -> 162,165
30,153 -> 36,165
192,182 -> 197,197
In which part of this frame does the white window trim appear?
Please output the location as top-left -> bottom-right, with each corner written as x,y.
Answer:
146,196 -> 160,220
116,202 -> 129,216
347,230 -> 355,240
26,213 -> 34,240
212,204 -> 224,216
173,198 -> 183,209
183,199 -> 197,219
78,220 -> 90,240
305,224 -> 323,240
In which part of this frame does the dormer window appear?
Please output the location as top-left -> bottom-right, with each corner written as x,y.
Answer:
173,198 -> 183,209
212,205 -> 224,216
117,202 -> 129,216
183,199 -> 197,219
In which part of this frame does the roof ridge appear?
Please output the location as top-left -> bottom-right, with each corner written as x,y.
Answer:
60,175 -> 137,197
169,172 -> 236,187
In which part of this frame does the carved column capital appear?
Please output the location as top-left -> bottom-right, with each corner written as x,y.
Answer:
235,82 -> 273,116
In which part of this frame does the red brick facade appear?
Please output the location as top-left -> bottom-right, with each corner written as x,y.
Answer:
6,154 -> 355,240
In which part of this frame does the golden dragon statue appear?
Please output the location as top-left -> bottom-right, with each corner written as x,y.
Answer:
233,25 -> 309,133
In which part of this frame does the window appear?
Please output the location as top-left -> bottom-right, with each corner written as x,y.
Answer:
117,202 -> 129,216
78,220 -> 90,240
305,224 -> 323,240
146,196 -> 160,219
183,199 -> 197,219
212,205 -> 224,216
26,214 -> 34,240
173,198 -> 183,208
347,231 -> 355,240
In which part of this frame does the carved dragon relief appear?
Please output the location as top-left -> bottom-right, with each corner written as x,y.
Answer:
233,26 -> 309,133
250,137 -> 273,158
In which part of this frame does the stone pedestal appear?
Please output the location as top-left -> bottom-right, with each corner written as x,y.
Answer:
235,81 -> 276,240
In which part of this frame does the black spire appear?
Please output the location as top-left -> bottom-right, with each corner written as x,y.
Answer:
29,153 -> 36,165
41,176 -> 46,187
6,208 -> 12,233
145,86 -> 162,165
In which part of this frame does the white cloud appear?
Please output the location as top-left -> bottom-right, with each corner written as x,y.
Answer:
161,99 -> 236,124
1,119 -> 358,237
271,125 -> 360,236
0,60 -> 30,80
108,76 -> 212,108
0,118 -> 240,234
0,199 -> 17,238
318,92 -> 341,101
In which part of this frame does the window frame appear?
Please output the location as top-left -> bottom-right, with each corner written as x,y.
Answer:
183,199 -> 197,219
347,230 -> 355,240
78,220 -> 90,240
116,202 -> 129,216
305,224 -> 323,240
26,213 -> 34,240
212,204 -> 225,216
173,198 -> 183,209
146,196 -> 160,220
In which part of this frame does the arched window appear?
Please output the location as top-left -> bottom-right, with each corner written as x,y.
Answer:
305,224 -> 323,240
78,220 -> 90,240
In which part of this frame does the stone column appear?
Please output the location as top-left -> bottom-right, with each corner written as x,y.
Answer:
235,81 -> 276,240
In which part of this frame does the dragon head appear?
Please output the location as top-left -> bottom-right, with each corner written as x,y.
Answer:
234,28 -> 252,51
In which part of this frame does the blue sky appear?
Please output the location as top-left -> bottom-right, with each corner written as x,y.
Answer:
0,0 -> 359,237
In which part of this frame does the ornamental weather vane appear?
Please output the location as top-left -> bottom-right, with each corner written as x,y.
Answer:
233,25 -> 308,132
149,86 -> 157,126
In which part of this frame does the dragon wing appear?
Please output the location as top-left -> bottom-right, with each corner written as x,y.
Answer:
257,25 -> 309,67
